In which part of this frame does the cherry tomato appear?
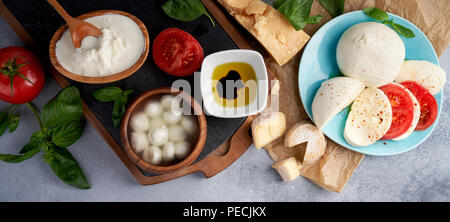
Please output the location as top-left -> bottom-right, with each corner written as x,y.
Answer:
153,28 -> 204,76
400,81 -> 438,131
379,83 -> 415,140
0,46 -> 45,104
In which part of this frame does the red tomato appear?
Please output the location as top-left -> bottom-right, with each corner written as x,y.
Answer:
400,81 -> 438,131
379,83 -> 415,140
153,28 -> 204,76
0,46 -> 45,104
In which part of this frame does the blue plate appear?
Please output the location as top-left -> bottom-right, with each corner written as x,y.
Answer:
298,11 -> 443,156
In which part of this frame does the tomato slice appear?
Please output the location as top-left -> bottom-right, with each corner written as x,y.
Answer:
400,81 -> 438,131
153,28 -> 204,76
379,83 -> 415,140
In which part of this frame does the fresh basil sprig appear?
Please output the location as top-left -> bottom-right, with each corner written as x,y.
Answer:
318,0 -> 345,17
0,86 -> 90,190
91,86 -> 134,128
0,104 -> 21,136
274,0 -> 322,31
363,7 -> 415,38
162,0 -> 215,27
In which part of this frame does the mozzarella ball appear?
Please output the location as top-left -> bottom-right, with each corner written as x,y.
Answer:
142,146 -> 162,165
161,95 -> 175,109
336,22 -> 405,87
148,126 -> 169,146
180,116 -> 197,135
168,125 -> 187,142
144,101 -> 163,118
148,118 -> 166,130
163,110 -> 182,124
130,132 -> 149,153
129,112 -> 150,132
175,141 -> 191,159
162,142 -> 176,162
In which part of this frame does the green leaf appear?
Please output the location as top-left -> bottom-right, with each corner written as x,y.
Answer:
273,0 -> 286,9
19,131 -> 47,154
0,112 -> 7,136
363,7 -> 389,22
8,114 -> 20,133
44,147 -> 90,189
390,23 -> 416,38
276,0 -> 322,31
0,147 -> 40,163
52,120 -> 84,148
91,86 -> 123,102
318,0 -> 345,17
112,95 -> 127,128
162,0 -> 215,27
41,86 -> 83,128
122,89 -> 134,96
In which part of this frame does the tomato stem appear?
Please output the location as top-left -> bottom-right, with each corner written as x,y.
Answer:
26,102 -> 43,130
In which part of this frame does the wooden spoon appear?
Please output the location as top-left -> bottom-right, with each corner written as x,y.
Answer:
47,0 -> 102,48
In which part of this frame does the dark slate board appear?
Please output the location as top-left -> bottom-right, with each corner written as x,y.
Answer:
3,0 -> 246,176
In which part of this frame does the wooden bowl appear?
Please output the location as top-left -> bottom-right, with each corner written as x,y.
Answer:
120,87 -> 207,174
49,10 -> 150,84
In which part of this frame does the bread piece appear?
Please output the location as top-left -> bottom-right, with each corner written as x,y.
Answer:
284,121 -> 326,164
251,112 -> 286,149
217,0 -> 310,66
272,157 -> 301,182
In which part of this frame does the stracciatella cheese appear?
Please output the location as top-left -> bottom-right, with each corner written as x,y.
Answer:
55,14 -> 145,76
336,22 -> 405,87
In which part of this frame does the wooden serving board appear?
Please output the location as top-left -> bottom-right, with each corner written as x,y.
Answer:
0,0 -> 263,185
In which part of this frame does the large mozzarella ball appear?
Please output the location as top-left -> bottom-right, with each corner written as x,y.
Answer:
160,95 -> 175,109
148,118 -> 166,130
148,126 -> 169,146
129,112 -> 150,132
168,125 -> 187,142
175,141 -> 191,159
143,146 -> 162,165
130,132 -> 149,153
336,22 -> 405,87
144,101 -> 163,118
163,110 -> 182,124
180,116 -> 197,135
162,142 -> 176,162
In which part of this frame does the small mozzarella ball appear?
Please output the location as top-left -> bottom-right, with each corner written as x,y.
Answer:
163,110 -> 182,124
162,142 -> 176,162
168,125 -> 187,142
161,95 -> 175,109
180,116 -> 197,135
129,112 -> 149,132
148,126 -> 169,146
142,146 -> 162,165
175,141 -> 191,159
144,101 -> 163,118
148,118 -> 166,130
130,132 -> 149,153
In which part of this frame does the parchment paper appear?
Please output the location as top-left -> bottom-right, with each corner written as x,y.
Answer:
263,0 -> 450,193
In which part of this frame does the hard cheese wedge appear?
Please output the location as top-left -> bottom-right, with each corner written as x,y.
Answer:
272,157 -> 301,182
284,121 -> 326,164
344,87 -> 393,147
217,0 -> 310,66
251,112 -> 286,149
395,60 -> 446,95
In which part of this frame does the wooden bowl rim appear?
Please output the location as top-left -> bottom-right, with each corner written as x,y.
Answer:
49,10 -> 150,84
120,87 -> 207,174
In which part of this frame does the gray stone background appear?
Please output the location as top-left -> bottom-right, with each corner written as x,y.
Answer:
0,3 -> 449,201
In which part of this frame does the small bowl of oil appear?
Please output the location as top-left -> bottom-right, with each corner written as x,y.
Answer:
200,50 -> 268,118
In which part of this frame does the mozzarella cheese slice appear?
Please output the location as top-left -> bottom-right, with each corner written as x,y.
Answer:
395,60 -> 446,95
312,77 -> 365,129
344,87 -> 392,147
392,83 -> 421,141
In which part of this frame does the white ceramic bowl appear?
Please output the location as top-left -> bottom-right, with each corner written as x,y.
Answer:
200,50 -> 268,118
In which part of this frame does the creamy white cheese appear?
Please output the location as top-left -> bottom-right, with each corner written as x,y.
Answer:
55,14 -> 145,76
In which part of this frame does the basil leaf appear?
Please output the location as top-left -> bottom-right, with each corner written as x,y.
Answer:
273,0 -> 286,9
8,114 -> 20,133
0,147 -> 40,163
363,7 -> 389,22
162,0 -> 215,27
276,0 -> 322,31
123,89 -> 134,96
112,95 -> 127,128
52,120 -> 84,148
318,0 -> 345,17
20,131 -> 47,154
391,23 -> 416,38
0,112 -> 7,136
41,86 -> 83,128
91,86 -> 123,102
43,147 -> 90,189
306,14 -> 323,24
